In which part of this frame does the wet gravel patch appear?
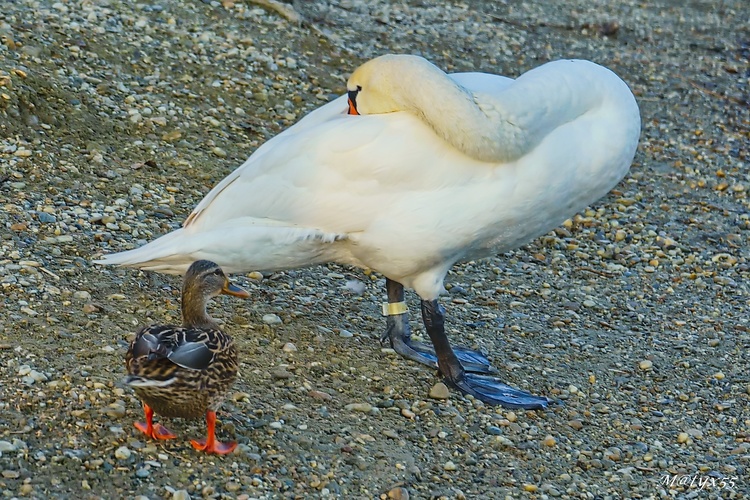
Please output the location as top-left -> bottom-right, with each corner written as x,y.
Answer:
1,0 -> 749,498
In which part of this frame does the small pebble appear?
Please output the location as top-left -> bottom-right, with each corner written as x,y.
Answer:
344,403 -> 372,413
383,429 -> 399,439
0,441 -> 16,452
29,370 -> 48,382
172,490 -> 191,500
309,390 -> 332,400
263,314 -> 282,325
639,360 -> 653,370
388,486 -> 409,500
568,419 -> 583,430
271,368 -> 292,379
429,382 -> 450,400
494,436 -> 514,447
443,461 -> 457,471
114,446 -> 131,460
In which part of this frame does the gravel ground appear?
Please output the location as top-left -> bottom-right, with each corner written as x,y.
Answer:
1,0 -> 749,498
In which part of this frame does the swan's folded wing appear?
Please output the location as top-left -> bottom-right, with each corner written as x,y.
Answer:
186,95 -> 351,227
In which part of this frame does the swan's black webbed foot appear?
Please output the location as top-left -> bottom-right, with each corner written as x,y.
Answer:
420,295 -> 549,409
381,279 -> 495,374
445,372 -> 549,409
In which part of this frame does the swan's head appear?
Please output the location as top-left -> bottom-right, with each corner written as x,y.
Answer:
347,54 -> 439,115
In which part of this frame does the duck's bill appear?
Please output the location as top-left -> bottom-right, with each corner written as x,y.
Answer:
222,282 -> 250,298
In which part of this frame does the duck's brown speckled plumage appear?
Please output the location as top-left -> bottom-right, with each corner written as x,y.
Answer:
125,325 -> 238,419
124,259 -> 249,454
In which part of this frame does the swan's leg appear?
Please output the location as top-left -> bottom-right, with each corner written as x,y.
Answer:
421,299 -> 549,409
381,279 -> 495,374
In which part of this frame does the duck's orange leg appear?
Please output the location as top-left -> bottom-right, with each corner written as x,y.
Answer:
190,411 -> 236,455
134,404 -> 177,440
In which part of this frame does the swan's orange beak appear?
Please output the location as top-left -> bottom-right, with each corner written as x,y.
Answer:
347,89 -> 359,115
347,97 -> 359,115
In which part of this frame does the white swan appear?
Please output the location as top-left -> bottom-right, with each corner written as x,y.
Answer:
97,54 -> 641,408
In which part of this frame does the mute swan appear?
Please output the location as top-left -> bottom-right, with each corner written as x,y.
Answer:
97,54 -> 641,409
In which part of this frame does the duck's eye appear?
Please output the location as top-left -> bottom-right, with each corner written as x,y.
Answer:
213,269 -> 223,276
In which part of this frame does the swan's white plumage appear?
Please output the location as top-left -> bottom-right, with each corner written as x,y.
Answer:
96,56 -> 640,300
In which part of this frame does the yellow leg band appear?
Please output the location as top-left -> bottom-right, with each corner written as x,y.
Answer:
382,301 -> 408,316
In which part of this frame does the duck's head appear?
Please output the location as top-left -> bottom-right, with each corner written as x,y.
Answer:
346,54 -> 432,116
181,260 -> 249,328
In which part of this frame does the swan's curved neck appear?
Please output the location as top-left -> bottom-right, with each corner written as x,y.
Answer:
374,57 -> 606,163
396,60 -> 528,163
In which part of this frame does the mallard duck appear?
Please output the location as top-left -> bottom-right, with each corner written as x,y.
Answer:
99,55 -> 640,409
125,259 -> 249,454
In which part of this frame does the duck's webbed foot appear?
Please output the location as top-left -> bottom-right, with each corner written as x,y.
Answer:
381,279 -> 495,374
421,298 -> 549,410
190,411 -> 237,455
135,404 -> 178,440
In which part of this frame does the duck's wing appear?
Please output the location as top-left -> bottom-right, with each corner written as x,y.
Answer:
127,326 -> 219,372
166,336 -> 215,370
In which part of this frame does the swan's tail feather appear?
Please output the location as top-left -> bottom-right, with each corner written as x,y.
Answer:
94,223 -> 349,275
93,228 -> 200,275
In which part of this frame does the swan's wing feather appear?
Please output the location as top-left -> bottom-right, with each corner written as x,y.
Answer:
449,72 -> 513,93
186,96 -> 350,227
182,109 -> 491,239
186,72 -> 516,231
